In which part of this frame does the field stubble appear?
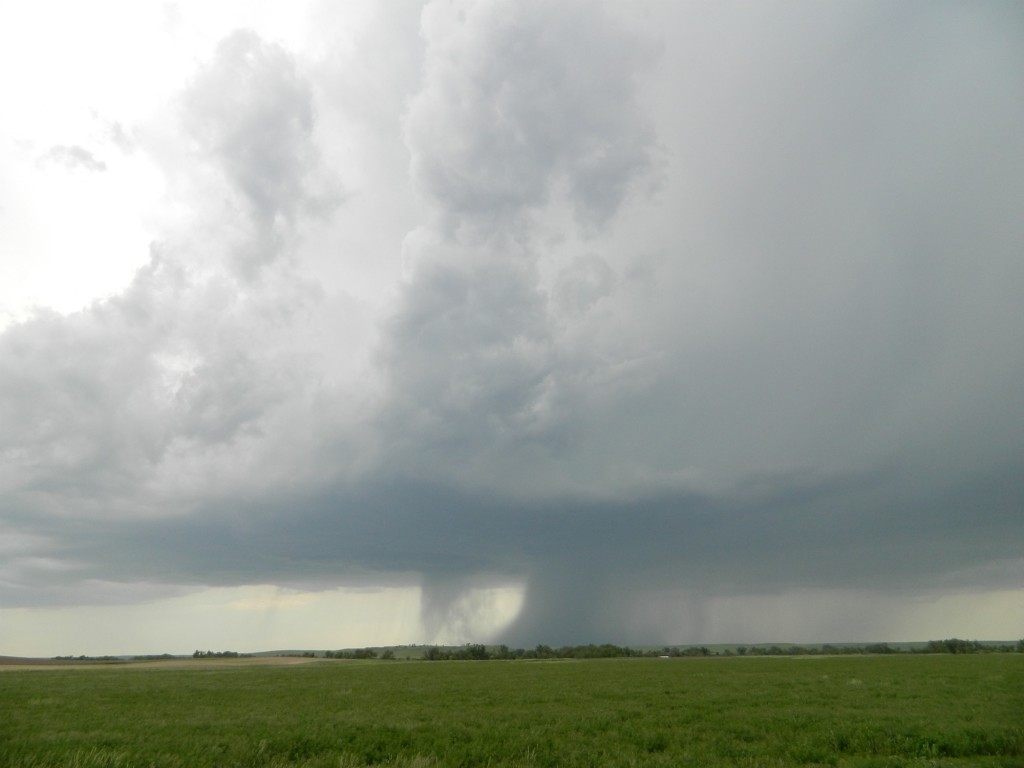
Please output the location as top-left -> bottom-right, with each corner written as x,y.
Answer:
1,654 -> 1021,767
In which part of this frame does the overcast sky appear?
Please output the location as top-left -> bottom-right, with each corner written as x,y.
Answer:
1,0 -> 1022,656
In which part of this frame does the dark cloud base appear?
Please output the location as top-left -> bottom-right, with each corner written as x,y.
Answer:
28,459 -> 1017,643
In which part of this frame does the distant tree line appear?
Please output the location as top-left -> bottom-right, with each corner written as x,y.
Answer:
53,638 -> 1021,663
192,650 -> 251,658
422,643 -> 648,660
324,648 -> 395,660
414,638 -> 1024,661
920,638 -> 1023,655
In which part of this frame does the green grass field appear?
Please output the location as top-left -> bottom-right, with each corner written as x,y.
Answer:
2,655 -> 1021,767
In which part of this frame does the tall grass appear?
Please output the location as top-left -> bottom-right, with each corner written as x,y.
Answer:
2,655 -> 1021,767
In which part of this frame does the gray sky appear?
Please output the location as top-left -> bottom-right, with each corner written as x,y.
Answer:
1,0 -> 1023,655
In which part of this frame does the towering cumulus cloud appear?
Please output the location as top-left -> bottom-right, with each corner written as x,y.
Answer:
382,0 -> 654,482
376,1 -> 665,638
175,29 -> 338,276
405,0 -> 652,229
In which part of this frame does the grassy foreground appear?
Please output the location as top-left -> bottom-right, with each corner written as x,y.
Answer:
1,655 -> 1021,767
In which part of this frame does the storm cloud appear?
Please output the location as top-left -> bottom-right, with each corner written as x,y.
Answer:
1,1 -> 1022,649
